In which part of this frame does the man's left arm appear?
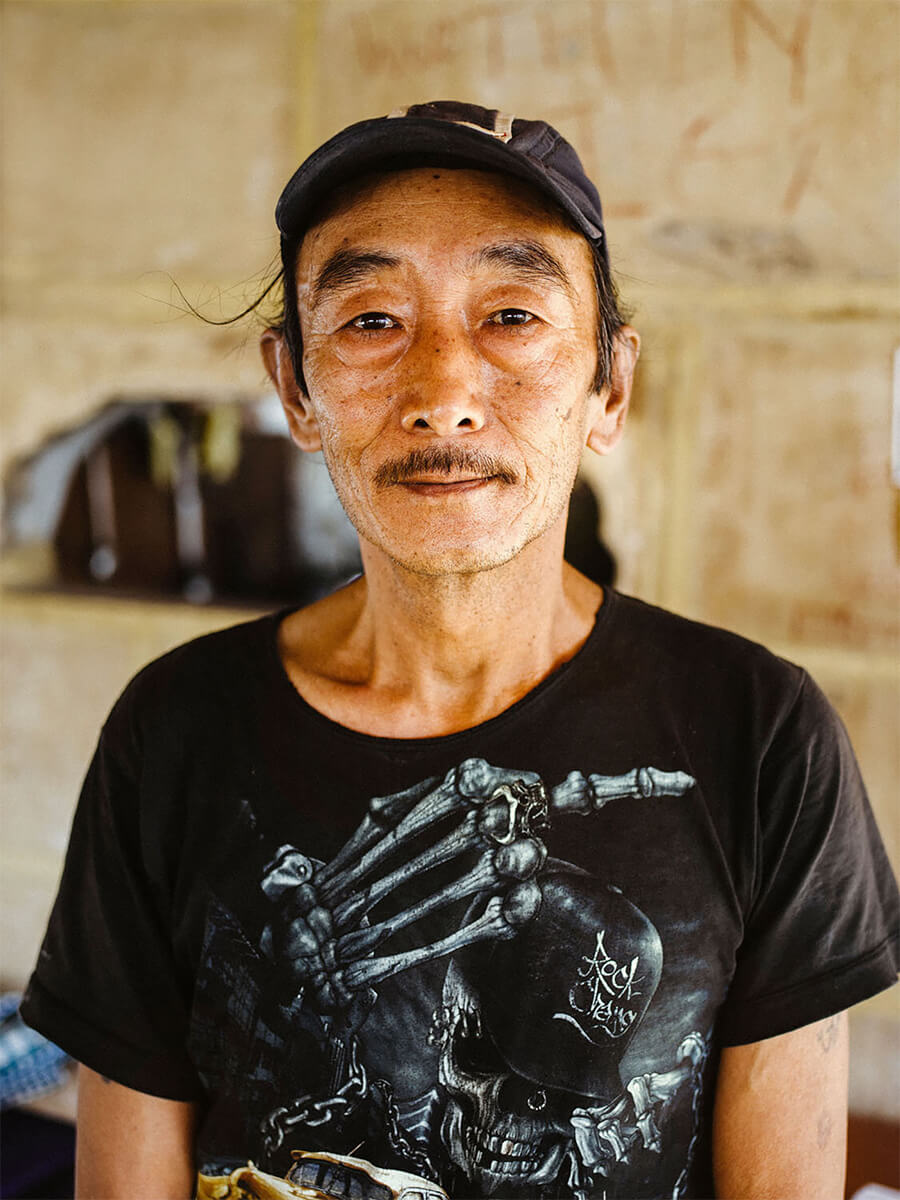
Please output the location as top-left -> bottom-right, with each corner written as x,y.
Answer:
712,1011 -> 848,1200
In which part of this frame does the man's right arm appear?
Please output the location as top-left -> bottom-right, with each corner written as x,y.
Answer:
76,1066 -> 199,1200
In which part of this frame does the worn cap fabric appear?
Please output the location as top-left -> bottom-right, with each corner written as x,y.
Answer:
275,100 -> 606,255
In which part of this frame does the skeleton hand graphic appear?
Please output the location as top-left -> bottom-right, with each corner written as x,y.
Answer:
261,759 -> 693,1019
570,1031 -> 707,1173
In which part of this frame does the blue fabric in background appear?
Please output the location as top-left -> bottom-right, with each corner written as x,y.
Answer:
0,994 -> 70,1109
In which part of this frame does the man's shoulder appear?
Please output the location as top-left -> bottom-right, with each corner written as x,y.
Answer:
608,588 -> 791,657
604,589 -> 807,701
130,609 -> 278,681
106,610 -> 283,737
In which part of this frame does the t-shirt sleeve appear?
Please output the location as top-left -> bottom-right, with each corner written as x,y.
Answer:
717,670 -> 899,1046
19,681 -> 204,1101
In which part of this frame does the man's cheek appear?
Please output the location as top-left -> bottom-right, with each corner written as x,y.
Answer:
514,344 -> 584,392
302,348 -> 342,397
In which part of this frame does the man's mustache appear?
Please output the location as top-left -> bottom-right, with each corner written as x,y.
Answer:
374,445 -> 518,489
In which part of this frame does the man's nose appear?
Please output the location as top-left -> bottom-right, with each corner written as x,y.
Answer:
398,329 -> 486,436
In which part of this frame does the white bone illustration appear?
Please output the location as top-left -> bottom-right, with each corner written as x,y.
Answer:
571,1031 -> 707,1172
261,759 -> 694,1015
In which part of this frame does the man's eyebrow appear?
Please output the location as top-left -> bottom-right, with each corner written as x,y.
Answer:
309,248 -> 402,308
473,240 -> 577,299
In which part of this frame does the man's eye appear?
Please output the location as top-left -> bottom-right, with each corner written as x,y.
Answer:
347,312 -> 397,332
488,309 -> 535,327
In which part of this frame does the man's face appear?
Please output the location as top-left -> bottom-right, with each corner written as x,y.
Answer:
283,167 -> 619,577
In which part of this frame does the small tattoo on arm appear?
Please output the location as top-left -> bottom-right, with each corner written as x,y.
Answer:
816,1111 -> 833,1150
816,1014 -> 841,1053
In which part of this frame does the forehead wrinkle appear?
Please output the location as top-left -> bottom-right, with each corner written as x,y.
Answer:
309,247 -> 403,309
471,239 -> 578,302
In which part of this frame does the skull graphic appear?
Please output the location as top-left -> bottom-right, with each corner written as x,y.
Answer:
435,863 -> 664,1195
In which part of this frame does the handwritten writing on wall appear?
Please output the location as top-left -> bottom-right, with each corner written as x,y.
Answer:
317,0 -> 898,278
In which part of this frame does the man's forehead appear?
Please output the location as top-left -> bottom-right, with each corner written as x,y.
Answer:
301,166 -> 582,250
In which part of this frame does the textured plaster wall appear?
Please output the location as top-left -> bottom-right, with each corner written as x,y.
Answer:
1,0 -> 898,1117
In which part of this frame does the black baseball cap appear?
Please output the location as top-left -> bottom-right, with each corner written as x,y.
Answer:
275,100 -> 606,261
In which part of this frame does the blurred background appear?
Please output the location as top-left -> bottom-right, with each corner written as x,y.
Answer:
0,0 -> 897,1195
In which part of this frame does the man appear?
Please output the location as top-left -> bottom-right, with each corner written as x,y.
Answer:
22,102 -> 899,1199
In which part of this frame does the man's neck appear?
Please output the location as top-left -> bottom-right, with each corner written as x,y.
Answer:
278,529 -> 603,739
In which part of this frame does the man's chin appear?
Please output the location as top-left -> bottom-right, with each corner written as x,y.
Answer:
386,545 -> 523,578
365,528 -> 545,579
348,527 -> 511,577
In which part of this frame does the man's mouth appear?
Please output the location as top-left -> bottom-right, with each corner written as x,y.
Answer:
399,476 -> 497,496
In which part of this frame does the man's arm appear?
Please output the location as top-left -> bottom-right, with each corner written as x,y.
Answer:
76,1065 -> 200,1199
712,1012 -> 848,1200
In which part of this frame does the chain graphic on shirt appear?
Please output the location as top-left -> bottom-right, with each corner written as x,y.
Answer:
260,1035 -> 368,1158
371,1077 -> 438,1182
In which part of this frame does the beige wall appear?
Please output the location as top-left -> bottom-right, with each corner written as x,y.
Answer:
1,0 -> 898,1116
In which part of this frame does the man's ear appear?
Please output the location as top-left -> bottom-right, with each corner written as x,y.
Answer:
260,328 -> 322,452
586,325 -> 640,456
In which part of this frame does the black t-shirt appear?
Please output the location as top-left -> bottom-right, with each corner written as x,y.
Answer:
21,590 -> 900,1199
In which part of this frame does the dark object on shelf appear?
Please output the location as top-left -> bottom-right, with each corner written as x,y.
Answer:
4,397 -> 361,606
